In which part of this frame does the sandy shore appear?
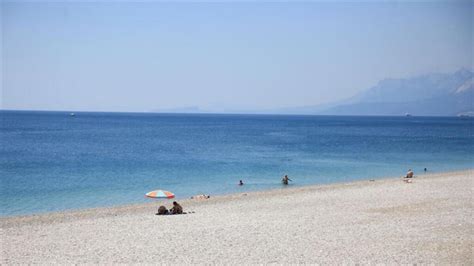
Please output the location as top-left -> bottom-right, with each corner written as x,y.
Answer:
1,170 -> 472,264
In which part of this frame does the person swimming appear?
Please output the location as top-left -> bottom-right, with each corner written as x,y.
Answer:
239,180 -> 244,186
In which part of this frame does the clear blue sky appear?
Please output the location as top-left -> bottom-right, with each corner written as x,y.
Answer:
1,1 -> 472,112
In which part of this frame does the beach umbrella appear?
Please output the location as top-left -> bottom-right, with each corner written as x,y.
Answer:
145,190 -> 175,199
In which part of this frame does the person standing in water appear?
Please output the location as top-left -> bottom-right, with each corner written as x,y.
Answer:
282,175 -> 292,185
405,169 -> 414,178
239,180 -> 244,186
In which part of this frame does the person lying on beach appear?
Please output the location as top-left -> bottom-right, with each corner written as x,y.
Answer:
191,194 -> 210,200
170,201 -> 183,214
282,175 -> 292,185
156,205 -> 169,215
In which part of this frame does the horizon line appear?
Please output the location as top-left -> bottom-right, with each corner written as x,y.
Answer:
0,108 -> 468,118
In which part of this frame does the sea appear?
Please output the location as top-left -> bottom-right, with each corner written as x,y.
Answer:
1,111 -> 473,216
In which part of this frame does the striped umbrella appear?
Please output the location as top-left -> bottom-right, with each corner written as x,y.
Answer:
145,190 -> 175,199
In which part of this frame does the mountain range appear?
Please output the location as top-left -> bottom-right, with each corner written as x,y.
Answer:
152,68 -> 473,116
316,68 -> 473,116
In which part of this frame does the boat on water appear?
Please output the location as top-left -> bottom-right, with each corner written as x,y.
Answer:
405,113 -> 412,117
69,113 -> 75,117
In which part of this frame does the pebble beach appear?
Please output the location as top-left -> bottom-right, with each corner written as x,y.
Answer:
1,170 -> 472,264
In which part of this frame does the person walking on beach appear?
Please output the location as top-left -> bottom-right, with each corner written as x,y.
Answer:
170,201 -> 183,214
282,175 -> 292,185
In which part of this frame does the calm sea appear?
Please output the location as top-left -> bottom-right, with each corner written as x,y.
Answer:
1,111 -> 473,216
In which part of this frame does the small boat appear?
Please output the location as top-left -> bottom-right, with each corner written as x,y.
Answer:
405,113 -> 412,117
69,113 -> 76,117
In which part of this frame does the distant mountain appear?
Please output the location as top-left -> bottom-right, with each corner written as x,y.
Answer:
150,106 -> 203,113
148,69 -> 473,116
319,68 -> 473,116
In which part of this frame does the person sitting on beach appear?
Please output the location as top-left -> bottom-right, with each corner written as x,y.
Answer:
170,201 -> 183,214
156,205 -> 169,215
405,169 -> 414,178
282,175 -> 292,185
239,180 -> 244,186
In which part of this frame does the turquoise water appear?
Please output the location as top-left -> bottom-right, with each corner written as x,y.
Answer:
1,111 -> 473,216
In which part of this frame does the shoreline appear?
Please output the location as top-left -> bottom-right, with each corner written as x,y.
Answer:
2,169 -> 472,264
1,169 -> 470,224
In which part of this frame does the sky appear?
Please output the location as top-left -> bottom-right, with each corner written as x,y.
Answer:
1,1 -> 472,112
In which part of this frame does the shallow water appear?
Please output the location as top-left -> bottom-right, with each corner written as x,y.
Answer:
1,111 -> 473,216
